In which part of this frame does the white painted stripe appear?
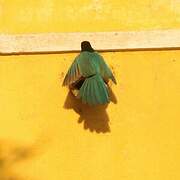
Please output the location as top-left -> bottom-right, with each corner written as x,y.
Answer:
0,30 -> 180,54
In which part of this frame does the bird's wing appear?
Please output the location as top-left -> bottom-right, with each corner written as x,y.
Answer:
97,54 -> 117,84
62,55 -> 82,86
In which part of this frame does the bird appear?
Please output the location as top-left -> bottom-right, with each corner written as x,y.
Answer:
62,41 -> 116,105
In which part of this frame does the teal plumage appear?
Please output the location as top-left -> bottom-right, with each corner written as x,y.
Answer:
63,41 -> 116,105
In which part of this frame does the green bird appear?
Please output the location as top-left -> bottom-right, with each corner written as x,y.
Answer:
62,41 -> 117,105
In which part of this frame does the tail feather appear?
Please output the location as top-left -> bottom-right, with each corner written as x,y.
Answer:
90,79 -> 97,105
81,79 -> 89,104
94,79 -> 107,104
98,81 -> 109,104
94,80 -> 102,104
86,80 -> 92,104
78,74 -> 109,105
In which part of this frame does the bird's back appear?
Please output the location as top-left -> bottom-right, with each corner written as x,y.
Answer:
78,51 -> 102,77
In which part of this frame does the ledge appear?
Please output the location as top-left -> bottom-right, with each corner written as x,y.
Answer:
0,29 -> 180,55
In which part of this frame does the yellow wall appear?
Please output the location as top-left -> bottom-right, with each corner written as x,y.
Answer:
0,1 -> 180,180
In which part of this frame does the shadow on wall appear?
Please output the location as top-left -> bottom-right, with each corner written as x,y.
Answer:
64,86 -> 117,133
0,139 -> 43,180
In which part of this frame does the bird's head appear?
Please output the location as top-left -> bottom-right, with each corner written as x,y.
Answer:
81,41 -> 95,52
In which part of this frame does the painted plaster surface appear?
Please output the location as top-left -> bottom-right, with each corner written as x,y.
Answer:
0,1 -> 180,180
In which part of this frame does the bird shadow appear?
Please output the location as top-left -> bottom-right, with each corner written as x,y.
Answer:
63,85 -> 117,133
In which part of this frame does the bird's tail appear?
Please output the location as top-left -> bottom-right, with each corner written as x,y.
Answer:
77,74 -> 109,105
